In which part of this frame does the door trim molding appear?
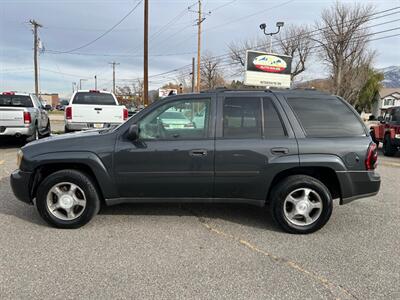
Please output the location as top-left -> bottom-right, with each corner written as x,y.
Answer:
105,197 -> 265,207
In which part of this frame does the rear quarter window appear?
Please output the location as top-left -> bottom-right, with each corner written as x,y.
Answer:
287,96 -> 366,137
72,92 -> 116,105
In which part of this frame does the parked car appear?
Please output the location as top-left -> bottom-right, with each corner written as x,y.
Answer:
159,110 -> 195,129
370,106 -> 400,156
0,91 -> 51,142
11,89 -> 380,233
64,90 -> 128,132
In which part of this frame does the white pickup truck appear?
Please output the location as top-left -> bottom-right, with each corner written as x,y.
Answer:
65,90 -> 128,132
0,92 -> 51,142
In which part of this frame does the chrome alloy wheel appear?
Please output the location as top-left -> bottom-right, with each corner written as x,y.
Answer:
46,182 -> 86,221
283,188 -> 323,226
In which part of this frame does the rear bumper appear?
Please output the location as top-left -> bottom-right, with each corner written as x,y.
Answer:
65,122 -> 121,131
0,125 -> 34,137
10,169 -> 33,204
337,170 -> 381,205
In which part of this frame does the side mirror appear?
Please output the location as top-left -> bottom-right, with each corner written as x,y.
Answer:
127,124 -> 139,140
44,104 -> 52,111
377,116 -> 384,123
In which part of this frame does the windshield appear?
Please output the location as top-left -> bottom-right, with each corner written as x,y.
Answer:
72,92 -> 116,105
0,95 -> 33,107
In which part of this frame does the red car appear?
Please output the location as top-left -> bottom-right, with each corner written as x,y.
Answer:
371,106 -> 400,156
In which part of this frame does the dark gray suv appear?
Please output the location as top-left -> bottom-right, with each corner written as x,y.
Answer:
10,89 -> 380,233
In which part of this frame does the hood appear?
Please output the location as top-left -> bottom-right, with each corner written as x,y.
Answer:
21,129 -> 117,159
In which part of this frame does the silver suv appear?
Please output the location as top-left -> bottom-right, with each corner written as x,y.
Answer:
0,92 -> 51,142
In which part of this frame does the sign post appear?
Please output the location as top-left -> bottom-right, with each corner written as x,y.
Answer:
244,50 -> 292,88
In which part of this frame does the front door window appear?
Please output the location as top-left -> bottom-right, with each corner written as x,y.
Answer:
139,99 -> 210,140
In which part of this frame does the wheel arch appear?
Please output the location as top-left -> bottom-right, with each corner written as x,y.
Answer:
266,166 -> 341,204
30,152 -> 119,202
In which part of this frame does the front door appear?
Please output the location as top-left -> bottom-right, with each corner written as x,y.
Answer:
214,94 -> 299,202
114,96 -> 215,199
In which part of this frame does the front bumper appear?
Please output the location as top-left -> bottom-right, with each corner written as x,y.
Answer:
0,125 -> 34,137
337,170 -> 381,205
10,169 -> 33,204
65,122 -> 121,131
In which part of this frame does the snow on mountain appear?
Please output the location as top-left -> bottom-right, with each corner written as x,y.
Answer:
379,66 -> 400,88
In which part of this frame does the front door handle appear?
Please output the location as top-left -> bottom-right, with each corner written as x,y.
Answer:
189,149 -> 208,157
271,147 -> 289,155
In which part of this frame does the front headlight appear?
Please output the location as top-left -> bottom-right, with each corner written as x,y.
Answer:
17,150 -> 23,168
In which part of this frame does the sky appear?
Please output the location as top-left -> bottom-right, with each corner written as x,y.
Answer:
0,0 -> 399,99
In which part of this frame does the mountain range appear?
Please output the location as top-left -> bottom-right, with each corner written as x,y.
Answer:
379,66 -> 400,88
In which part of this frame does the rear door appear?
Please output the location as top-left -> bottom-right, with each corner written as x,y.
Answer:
214,93 -> 299,202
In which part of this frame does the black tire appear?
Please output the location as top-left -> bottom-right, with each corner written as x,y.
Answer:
383,135 -> 397,157
36,169 -> 100,229
25,126 -> 38,143
269,175 -> 333,234
39,121 -> 51,138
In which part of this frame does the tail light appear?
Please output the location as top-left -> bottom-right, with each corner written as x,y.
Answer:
365,142 -> 378,170
65,107 -> 72,120
23,112 -> 31,124
123,108 -> 128,120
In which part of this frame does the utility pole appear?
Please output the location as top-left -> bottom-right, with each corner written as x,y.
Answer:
72,82 -> 76,93
30,19 -> 42,97
196,0 -> 202,92
191,57 -> 195,93
109,61 -> 119,93
143,0 -> 149,105
94,75 -> 97,90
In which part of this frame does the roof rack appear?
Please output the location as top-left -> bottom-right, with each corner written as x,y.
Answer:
200,87 -> 273,93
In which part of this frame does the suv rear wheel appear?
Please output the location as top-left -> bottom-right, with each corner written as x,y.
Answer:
269,175 -> 333,234
36,169 -> 100,228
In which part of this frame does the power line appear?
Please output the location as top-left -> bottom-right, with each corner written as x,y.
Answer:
52,0 -> 143,54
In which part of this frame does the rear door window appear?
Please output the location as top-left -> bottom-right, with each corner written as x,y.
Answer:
223,97 -> 262,139
72,92 -> 116,105
0,95 -> 33,107
287,96 -> 365,137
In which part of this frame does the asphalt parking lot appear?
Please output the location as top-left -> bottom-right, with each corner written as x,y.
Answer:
0,138 -> 399,299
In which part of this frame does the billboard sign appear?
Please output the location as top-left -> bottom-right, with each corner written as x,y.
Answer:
244,50 -> 292,88
158,88 -> 177,98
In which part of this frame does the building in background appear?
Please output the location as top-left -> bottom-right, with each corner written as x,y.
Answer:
39,93 -> 60,107
371,88 -> 400,117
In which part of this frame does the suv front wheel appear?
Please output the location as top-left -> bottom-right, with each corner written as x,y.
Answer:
269,175 -> 333,234
36,169 -> 100,228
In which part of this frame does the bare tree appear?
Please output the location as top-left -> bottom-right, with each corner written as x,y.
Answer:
200,52 -> 225,90
315,2 -> 375,104
275,24 -> 314,80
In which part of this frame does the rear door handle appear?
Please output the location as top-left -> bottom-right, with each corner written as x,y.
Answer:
271,147 -> 289,155
189,149 -> 208,157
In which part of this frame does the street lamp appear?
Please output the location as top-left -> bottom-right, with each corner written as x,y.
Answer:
259,21 -> 284,53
